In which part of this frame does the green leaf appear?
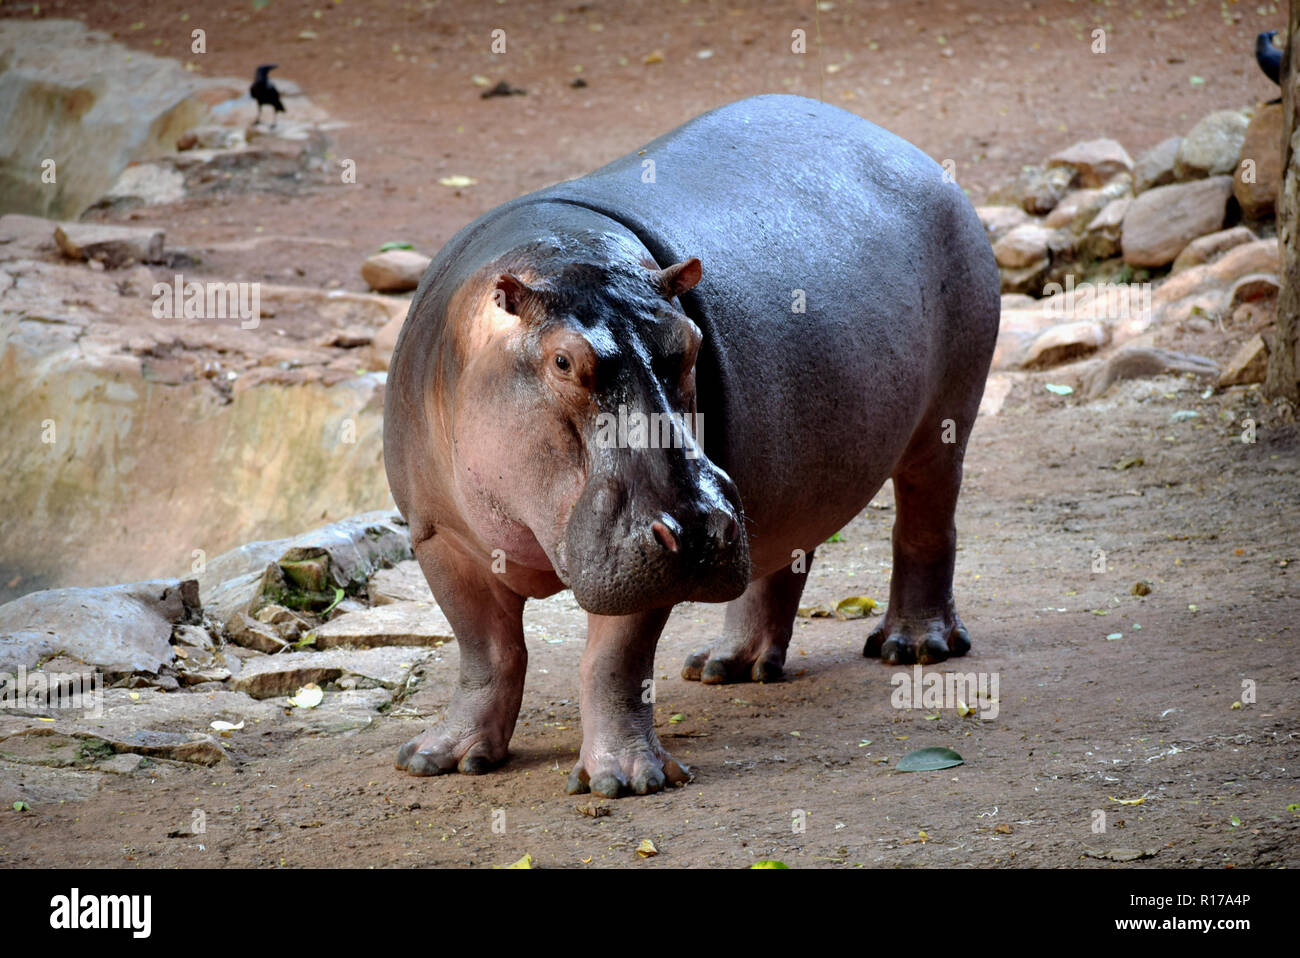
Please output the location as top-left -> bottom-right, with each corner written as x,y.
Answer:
896,746 -> 964,773
321,587 -> 345,615
824,531 -> 844,543
12,801 -> 29,812
378,241 -> 414,252
750,860 -> 789,869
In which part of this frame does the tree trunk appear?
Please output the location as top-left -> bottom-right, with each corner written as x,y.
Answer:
1268,1 -> 1300,402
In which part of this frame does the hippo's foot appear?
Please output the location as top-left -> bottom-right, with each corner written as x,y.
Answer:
395,696 -> 513,776
565,734 -> 691,798
681,635 -> 786,684
863,604 -> 971,665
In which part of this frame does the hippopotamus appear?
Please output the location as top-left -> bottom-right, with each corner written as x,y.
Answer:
384,94 -> 1000,798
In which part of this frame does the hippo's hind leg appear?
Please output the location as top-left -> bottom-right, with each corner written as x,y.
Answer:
681,554 -> 813,684
395,536 -> 527,776
863,415 -> 973,665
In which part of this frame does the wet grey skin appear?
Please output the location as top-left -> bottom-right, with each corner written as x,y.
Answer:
383,94 -> 1000,797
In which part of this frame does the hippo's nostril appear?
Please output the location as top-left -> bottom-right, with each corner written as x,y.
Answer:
651,518 -> 680,552
723,517 -> 740,545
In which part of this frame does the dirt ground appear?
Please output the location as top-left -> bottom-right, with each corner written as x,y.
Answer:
1,0 -> 1297,868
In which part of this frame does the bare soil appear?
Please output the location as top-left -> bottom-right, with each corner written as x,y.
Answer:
0,0 -> 1296,868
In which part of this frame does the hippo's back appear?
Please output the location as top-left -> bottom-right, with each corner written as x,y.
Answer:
531,96 -> 999,535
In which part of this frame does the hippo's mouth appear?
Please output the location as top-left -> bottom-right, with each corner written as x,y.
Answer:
562,522 -> 751,617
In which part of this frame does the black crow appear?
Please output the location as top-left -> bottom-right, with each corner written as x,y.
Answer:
250,64 -> 285,127
1256,30 -> 1282,86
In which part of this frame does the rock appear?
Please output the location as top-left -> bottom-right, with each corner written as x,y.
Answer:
233,646 -> 432,699
991,165 -> 1074,215
225,612 -> 290,654
248,511 -> 412,615
173,624 -> 214,652
1000,293 -> 1037,311
993,223 -> 1053,269
1044,189 -> 1107,232
53,222 -> 165,268
1171,226 -> 1257,272
1133,137 -> 1181,194
1047,138 -> 1134,188
0,20 -> 243,219
1234,103 -> 1284,220
0,265 -> 403,599
82,729 -> 226,766
367,559 -> 434,604
318,325 -> 374,348
1206,238 -> 1279,284
0,579 -> 198,675
360,250 -> 431,293
0,765 -> 105,805
1078,197 -> 1131,261
1021,165 -> 1075,214
0,687 -> 283,770
1174,110 -> 1250,180
1120,176 -> 1234,268
1083,347 -> 1220,398
1021,321 -> 1109,369
365,306 -> 408,371
286,687 -> 392,735
102,163 -> 186,208
312,600 -> 453,649
999,258 -> 1051,296
200,511 -> 413,635
1229,273 -> 1280,308
976,205 -> 1030,241
1218,334 -> 1270,387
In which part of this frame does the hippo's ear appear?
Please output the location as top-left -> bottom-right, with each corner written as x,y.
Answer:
651,258 -> 702,300
493,273 -> 537,316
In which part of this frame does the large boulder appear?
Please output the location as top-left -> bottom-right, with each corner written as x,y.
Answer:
1174,110 -> 1250,180
1120,176 -> 1234,268
1233,103 -> 1284,221
0,579 -> 199,675
0,20 -> 235,220
0,248 -> 407,601
1047,138 -> 1134,188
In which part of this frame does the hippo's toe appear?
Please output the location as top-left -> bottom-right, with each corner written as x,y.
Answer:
681,641 -> 786,684
395,727 -> 508,777
863,610 -> 972,665
567,746 -> 690,799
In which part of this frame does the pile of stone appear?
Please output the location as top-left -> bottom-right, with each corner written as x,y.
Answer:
976,101 -> 1288,396
0,513 -> 444,772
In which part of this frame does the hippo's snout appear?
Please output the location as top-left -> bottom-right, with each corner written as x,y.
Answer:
564,476 -> 750,617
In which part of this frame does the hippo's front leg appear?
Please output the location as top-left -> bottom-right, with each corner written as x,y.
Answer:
566,607 -> 692,798
395,536 -> 527,776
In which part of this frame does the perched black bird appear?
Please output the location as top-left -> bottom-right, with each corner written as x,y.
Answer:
250,64 -> 285,127
1256,30 -> 1282,86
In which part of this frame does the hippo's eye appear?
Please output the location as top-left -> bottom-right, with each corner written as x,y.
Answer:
553,353 -> 571,373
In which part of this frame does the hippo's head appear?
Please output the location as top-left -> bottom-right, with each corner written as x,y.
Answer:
448,232 -> 750,615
